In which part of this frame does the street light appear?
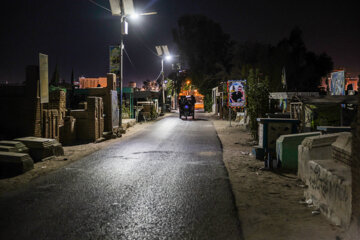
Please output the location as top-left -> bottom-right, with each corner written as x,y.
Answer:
155,45 -> 173,114
109,0 -> 156,126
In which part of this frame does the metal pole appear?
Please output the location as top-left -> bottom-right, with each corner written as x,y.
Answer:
119,16 -> 124,127
162,58 -> 165,113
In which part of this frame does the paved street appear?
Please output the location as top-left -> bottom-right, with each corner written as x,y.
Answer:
0,114 -> 243,240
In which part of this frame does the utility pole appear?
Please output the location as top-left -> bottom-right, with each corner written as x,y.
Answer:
109,0 -> 157,125
161,58 -> 165,113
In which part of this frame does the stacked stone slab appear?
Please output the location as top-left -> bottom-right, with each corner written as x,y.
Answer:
43,90 -> 66,125
0,152 -> 34,178
0,141 -> 29,153
70,96 -> 104,142
42,90 -> 67,141
59,116 -> 76,145
14,137 -> 64,162
42,109 -> 60,141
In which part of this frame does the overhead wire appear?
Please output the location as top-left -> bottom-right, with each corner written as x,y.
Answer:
88,0 -> 111,12
123,47 -> 136,70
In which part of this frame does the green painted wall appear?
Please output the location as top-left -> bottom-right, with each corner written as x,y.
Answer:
277,132 -> 321,170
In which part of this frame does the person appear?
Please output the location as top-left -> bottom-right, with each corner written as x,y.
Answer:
230,85 -> 243,102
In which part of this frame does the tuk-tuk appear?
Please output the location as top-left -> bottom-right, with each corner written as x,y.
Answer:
179,95 -> 195,120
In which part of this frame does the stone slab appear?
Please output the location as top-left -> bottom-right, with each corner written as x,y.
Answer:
0,140 -> 29,153
0,152 -> 34,177
305,159 -> 351,227
316,126 -> 351,134
14,137 -> 55,148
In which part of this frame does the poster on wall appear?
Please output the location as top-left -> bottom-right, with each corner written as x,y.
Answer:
331,71 -> 345,95
109,46 -> 120,76
228,80 -> 246,107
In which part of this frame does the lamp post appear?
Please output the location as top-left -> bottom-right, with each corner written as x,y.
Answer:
160,55 -> 173,113
109,0 -> 156,125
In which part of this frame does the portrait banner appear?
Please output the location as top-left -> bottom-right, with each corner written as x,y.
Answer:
109,46 -> 121,77
228,80 -> 246,108
331,71 -> 345,96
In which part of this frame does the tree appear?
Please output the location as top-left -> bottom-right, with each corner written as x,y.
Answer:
274,27 -> 333,91
246,68 -> 269,139
173,14 -> 232,96
231,27 -> 333,92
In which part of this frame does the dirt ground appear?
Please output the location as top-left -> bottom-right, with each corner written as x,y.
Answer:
211,115 -> 345,240
0,120 -> 153,195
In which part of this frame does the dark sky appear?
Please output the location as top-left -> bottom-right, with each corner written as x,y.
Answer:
1,0 -> 359,86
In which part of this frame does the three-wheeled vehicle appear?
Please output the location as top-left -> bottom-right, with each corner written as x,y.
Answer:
179,95 -> 195,120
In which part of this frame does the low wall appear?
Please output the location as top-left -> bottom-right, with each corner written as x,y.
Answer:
298,133 -> 342,182
305,159 -> 351,227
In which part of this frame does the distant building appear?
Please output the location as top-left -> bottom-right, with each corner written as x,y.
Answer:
79,77 -> 107,89
128,81 -> 136,88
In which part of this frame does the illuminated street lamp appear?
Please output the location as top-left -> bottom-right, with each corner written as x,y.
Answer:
109,0 -> 156,125
156,45 -> 173,113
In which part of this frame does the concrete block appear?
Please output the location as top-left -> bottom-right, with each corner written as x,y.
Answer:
298,133 -> 342,182
0,152 -> 34,177
276,132 -> 321,170
305,159 -> 351,227
331,132 -> 351,166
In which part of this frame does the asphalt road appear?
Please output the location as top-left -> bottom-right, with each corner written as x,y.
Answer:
0,114 -> 243,240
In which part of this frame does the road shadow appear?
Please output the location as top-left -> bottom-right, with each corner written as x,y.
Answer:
180,118 -> 208,121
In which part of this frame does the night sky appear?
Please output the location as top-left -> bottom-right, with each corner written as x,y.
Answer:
1,0 -> 359,87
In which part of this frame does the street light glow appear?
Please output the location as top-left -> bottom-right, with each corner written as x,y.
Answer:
130,12 -> 140,20
165,55 -> 172,61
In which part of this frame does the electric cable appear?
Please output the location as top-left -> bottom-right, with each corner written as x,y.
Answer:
88,0 -> 111,12
123,47 -> 136,70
